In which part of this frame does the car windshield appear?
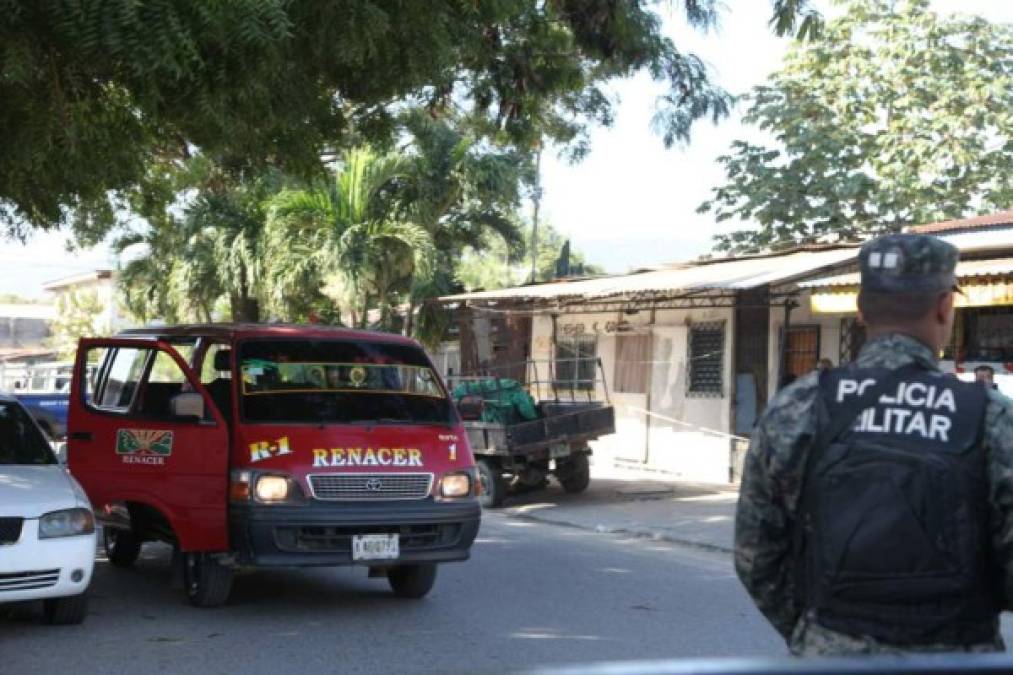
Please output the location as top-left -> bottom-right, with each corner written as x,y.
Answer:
0,402 -> 56,465
239,339 -> 452,425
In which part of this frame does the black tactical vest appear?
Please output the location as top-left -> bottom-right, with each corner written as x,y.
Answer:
796,364 -> 998,645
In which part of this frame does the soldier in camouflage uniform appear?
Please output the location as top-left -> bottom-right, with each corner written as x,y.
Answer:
735,233 -> 1013,656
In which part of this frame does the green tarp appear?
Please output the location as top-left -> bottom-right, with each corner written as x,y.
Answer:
452,379 -> 539,425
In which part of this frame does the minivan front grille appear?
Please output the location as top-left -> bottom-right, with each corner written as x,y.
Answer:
275,523 -> 463,553
0,517 -> 23,545
0,569 -> 60,592
308,473 -> 433,500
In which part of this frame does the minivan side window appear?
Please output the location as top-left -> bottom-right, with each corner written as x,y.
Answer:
135,351 -> 191,419
199,342 -> 233,423
97,348 -> 148,411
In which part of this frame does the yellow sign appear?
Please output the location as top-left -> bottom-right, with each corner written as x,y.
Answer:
810,280 -> 1013,314
810,291 -> 859,314
957,281 -> 1013,308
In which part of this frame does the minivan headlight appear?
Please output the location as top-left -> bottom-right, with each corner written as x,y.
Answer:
439,472 -> 472,498
255,475 -> 291,502
38,508 -> 95,539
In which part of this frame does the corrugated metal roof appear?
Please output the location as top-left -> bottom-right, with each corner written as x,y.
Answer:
442,247 -> 860,303
909,210 -> 1013,235
442,221 -> 1013,304
0,303 -> 56,320
935,228 -> 1013,254
43,269 -> 113,291
799,257 -> 1013,289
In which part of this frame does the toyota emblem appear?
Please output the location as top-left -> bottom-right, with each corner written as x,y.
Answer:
365,478 -> 383,492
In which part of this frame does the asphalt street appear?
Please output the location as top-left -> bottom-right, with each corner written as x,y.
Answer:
1,512 -> 782,675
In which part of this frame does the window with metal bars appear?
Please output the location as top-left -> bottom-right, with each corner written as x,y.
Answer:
554,336 -> 597,392
784,326 -> 821,377
688,323 -> 725,396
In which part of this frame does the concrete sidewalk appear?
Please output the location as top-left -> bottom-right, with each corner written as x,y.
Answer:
500,457 -> 739,553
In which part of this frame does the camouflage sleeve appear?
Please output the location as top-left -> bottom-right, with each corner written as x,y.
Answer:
984,390 -> 1013,609
734,373 -> 821,641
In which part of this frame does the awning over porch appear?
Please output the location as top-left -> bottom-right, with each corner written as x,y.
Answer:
440,245 -> 859,311
801,257 -> 1013,314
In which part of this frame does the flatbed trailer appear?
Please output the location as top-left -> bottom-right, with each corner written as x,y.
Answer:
450,360 -> 616,508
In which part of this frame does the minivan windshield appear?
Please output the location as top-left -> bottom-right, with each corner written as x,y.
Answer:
239,339 -> 453,425
0,402 -> 56,465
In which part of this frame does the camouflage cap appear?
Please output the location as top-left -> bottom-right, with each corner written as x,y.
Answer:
859,233 -> 959,294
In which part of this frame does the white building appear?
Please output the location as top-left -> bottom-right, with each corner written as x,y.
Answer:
43,269 -> 124,334
442,211 -> 1013,484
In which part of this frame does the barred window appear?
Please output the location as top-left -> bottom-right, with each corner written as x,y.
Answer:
555,336 -> 597,392
784,326 -> 820,377
688,323 -> 724,396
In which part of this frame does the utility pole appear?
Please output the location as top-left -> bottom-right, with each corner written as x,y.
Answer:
530,145 -> 542,284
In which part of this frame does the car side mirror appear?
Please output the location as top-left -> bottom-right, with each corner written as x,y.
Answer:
170,391 -> 204,422
456,395 -> 484,422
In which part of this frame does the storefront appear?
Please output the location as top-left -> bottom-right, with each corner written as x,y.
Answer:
797,223 -> 1013,396
441,245 -> 859,484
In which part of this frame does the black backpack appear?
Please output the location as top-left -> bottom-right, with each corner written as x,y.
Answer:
795,362 -> 999,645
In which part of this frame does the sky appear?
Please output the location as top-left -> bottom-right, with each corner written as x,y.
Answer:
1,0 -> 1011,299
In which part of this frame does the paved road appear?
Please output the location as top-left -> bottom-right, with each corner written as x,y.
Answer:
1,512 -> 781,674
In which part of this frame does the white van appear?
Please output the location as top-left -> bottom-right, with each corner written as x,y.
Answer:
0,394 -> 95,624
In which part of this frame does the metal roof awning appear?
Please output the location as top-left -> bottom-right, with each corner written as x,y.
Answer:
909,210 -> 1013,235
800,257 -> 1013,290
442,247 -> 860,306
806,257 -> 1013,314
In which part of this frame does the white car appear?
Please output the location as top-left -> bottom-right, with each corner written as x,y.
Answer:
0,394 -> 95,624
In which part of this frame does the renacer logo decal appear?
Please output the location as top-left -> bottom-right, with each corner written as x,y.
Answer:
116,429 -> 173,465
312,448 -> 423,468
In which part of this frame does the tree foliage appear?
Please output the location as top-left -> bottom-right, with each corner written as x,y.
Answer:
1,0 -> 820,239
700,0 -> 1013,253
264,147 -> 434,327
114,108 -> 531,331
457,222 -> 604,292
114,161 -> 277,324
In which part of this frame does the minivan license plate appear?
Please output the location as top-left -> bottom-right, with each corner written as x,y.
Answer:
352,534 -> 399,561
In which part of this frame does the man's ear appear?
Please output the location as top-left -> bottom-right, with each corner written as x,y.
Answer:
937,291 -> 955,323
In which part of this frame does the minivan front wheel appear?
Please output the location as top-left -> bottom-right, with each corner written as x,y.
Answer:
388,563 -> 437,599
183,553 -> 234,607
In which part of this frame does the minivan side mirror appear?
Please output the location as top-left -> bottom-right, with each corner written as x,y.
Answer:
213,349 -> 232,372
456,395 -> 485,422
50,440 -> 67,464
170,391 -> 205,422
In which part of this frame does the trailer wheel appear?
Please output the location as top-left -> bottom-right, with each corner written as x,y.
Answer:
42,593 -> 88,625
183,553 -> 234,607
558,452 -> 590,494
388,564 -> 437,599
477,459 -> 507,508
104,527 -> 142,568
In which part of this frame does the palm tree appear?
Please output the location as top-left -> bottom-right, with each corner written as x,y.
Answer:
264,147 -> 436,328
399,109 -> 528,258
395,111 -> 530,338
183,190 -> 266,322
115,221 -> 213,324
115,163 -> 273,324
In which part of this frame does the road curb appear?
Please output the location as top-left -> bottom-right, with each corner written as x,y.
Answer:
501,510 -> 734,555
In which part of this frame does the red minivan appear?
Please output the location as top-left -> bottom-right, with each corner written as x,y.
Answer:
67,324 -> 481,606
